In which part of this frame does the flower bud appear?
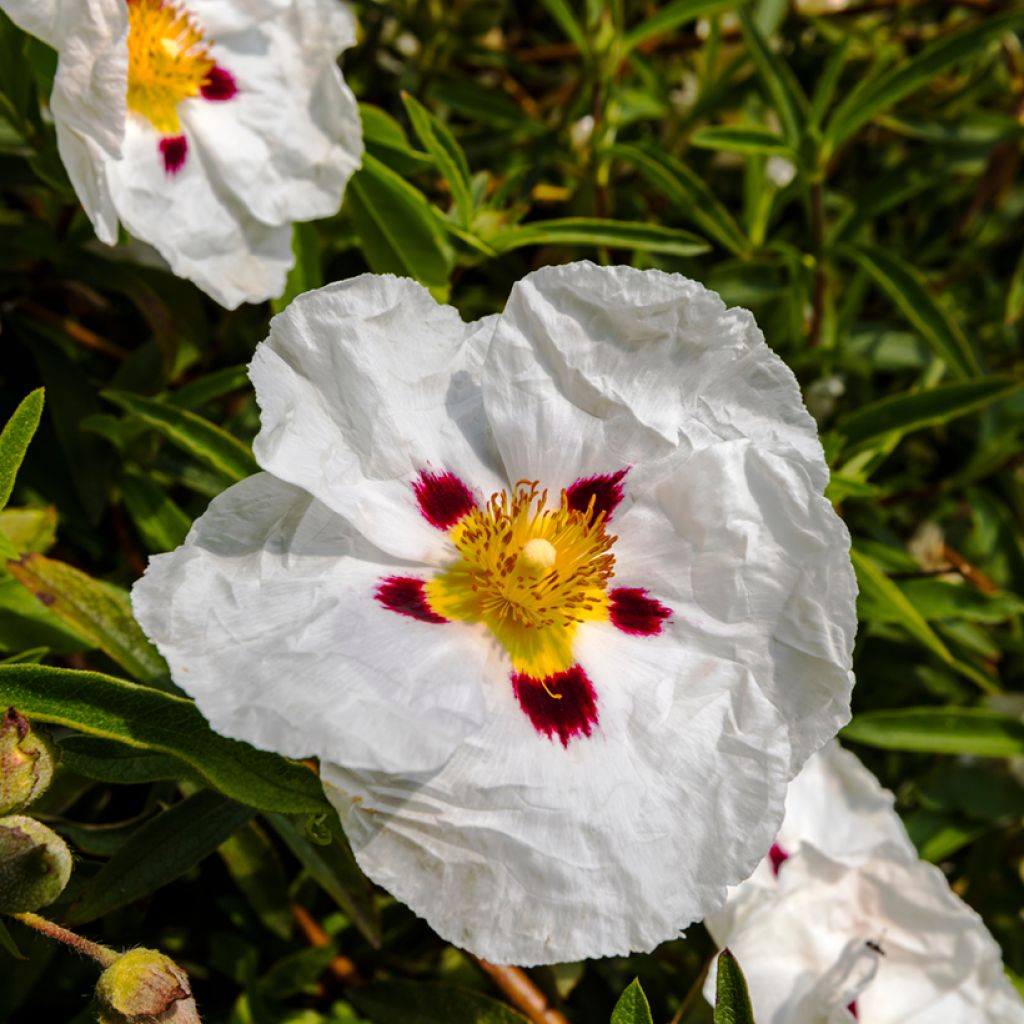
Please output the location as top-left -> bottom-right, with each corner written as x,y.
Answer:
0,814 -> 72,912
0,707 -> 57,814
96,948 -> 200,1024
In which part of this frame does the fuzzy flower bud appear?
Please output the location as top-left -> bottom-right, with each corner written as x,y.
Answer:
0,814 -> 72,912
96,948 -> 200,1024
0,707 -> 57,814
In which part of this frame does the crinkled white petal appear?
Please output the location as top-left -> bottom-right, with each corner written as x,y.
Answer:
183,0 -> 362,225
0,0 -> 60,46
705,846 -> 1024,1024
55,125 -> 119,244
103,117 -> 294,308
251,275 -> 505,562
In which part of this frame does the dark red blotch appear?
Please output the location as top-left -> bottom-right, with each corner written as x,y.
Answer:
376,576 -> 447,624
566,468 -> 628,522
768,842 -> 789,877
848,1001 -> 858,1020
201,65 -> 238,101
609,587 -> 671,636
413,470 -> 476,530
511,665 -> 598,747
159,135 -> 188,175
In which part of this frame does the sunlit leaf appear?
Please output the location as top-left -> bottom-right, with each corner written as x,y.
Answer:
611,979 -> 654,1024
842,708 -> 1024,758
714,949 -> 756,1024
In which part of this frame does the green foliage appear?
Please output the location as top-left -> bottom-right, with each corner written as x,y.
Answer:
713,950 -> 755,1024
0,1 -> 1022,1021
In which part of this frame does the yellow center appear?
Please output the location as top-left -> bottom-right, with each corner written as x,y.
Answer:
427,482 -> 615,677
126,0 -> 215,134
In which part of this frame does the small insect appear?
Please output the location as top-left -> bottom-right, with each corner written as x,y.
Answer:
866,939 -> 886,957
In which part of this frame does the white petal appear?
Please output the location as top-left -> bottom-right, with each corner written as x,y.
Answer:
182,0 -> 362,225
103,117 -> 294,308
705,846 -> 1024,1024
55,125 -> 119,244
323,621 -> 791,965
250,276 -> 505,562
0,0 -> 60,46
132,473 -> 495,775
483,261 -> 828,491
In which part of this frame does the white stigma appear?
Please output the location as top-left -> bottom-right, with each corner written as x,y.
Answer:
520,538 -> 557,571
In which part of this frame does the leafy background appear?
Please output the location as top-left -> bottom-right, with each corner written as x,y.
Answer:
1,0 -> 1023,1021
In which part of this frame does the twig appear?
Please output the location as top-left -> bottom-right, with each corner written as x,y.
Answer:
942,544 -> 998,594
469,955 -> 569,1024
11,912 -> 118,968
291,904 -> 362,986
15,299 -> 128,361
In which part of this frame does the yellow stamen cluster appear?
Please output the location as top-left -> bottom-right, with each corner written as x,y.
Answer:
427,482 -> 615,677
126,0 -> 214,134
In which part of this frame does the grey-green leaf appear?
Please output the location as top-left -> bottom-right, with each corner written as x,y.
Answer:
738,7 -> 807,146
493,218 -> 709,256
0,388 -> 43,512
611,979 -> 654,1024
625,0 -> 740,53
842,708 -> 1024,758
714,949 -> 756,1024
691,125 -> 793,156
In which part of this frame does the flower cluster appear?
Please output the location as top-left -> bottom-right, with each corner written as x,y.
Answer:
704,743 -> 1024,1023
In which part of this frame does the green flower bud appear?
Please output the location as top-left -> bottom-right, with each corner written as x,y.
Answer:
0,814 -> 72,913
96,948 -> 200,1024
0,707 -> 57,814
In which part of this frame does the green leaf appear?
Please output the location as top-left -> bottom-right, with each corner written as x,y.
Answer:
6,553 -> 168,687
851,547 -> 954,665
167,365 -> 250,410
493,218 -> 709,256
625,0 -> 739,53
610,979 -> 654,1024
839,245 -> 979,379
359,103 -> 434,173
349,981 -> 530,1024
826,10 -> 1024,147
0,663 -> 329,814
120,472 -> 191,553
835,377 -> 1021,453
58,734 -> 202,785
347,153 -> 451,299
868,579 -> 1024,625
0,388 -> 43,511
612,143 -> 749,256
842,708 -> 1024,758
0,506 -> 57,554
268,813 -> 380,948
737,7 -> 807,146
401,92 -> 474,227
104,390 -> 258,482
691,125 -> 793,155
219,820 -> 294,941
68,789 -> 255,923
539,0 -> 588,54
0,919 -> 23,960
1006,246 -> 1024,326
271,223 -> 324,316
714,949 -> 756,1024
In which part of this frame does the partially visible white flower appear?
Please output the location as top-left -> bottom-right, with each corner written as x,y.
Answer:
705,743 -> 1024,1023
766,155 -> 797,189
0,0 -> 363,308
804,375 -> 845,425
133,263 -> 856,966
569,114 -> 595,151
909,520 -> 952,573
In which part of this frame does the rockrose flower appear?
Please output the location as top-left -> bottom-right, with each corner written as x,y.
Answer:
705,743 -> 1024,1023
0,0 -> 362,308
132,263 -> 857,964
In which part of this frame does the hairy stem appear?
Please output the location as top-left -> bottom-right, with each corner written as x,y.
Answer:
11,912 -> 118,968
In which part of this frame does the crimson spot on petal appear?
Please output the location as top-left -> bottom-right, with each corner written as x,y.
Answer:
159,135 -> 188,175
413,470 -> 476,530
847,1001 -> 858,1020
566,468 -> 628,522
511,665 -> 598,747
201,65 -> 238,101
376,576 -> 447,624
609,587 -> 671,636
769,842 -> 789,877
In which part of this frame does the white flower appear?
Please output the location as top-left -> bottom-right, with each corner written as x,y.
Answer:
0,0 -> 362,308
132,263 -> 856,965
705,743 -> 1024,1023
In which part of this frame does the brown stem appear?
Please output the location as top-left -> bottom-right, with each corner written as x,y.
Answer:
291,904 -> 362,987
469,956 -> 569,1024
15,299 -> 128,361
11,912 -> 118,968
942,544 -> 998,594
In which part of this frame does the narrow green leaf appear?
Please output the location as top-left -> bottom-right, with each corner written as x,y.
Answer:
167,365 -> 249,410
6,553 -> 168,686
826,10 -> 1024,147
68,790 -> 255,923
58,734 -> 202,786
840,245 -> 978,379
0,663 -> 329,814
808,34 -> 849,127
120,472 -> 191,553
625,0 -> 739,52
268,813 -> 380,948
851,548 -> 954,665
612,143 -> 749,256
103,390 -> 258,482
349,981 -> 530,1024
0,505 -> 57,554
714,949 -> 756,1024
868,579 -> 1024,625
494,218 -> 709,256
835,377 -> 1021,453
1006,246 -> 1024,326
219,820 -> 294,941
691,125 -> 793,155
842,708 -> 1024,758
611,979 -> 654,1024
738,8 -> 807,146
359,103 -> 434,172
0,388 -> 43,511
539,0 -> 588,54
347,153 -> 451,298
0,920 -> 23,960
402,92 -> 474,227
271,222 -> 324,316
